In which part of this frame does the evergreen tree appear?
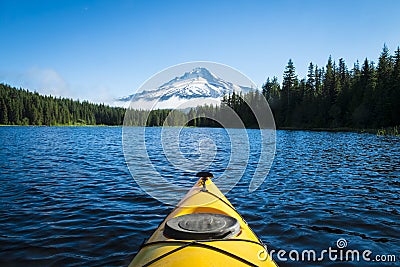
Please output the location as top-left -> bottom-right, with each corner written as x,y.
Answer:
281,59 -> 297,125
323,56 -> 336,104
392,47 -> 400,125
336,58 -> 351,125
282,59 -> 297,105
262,78 -> 272,100
0,98 -> 8,124
315,65 -> 322,96
352,58 -> 375,127
375,44 -> 393,127
306,62 -> 315,99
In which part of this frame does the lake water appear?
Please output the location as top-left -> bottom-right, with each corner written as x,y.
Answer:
0,126 -> 399,266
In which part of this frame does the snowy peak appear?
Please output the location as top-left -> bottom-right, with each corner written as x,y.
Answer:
117,67 -> 253,109
159,67 -> 219,88
181,67 -> 218,81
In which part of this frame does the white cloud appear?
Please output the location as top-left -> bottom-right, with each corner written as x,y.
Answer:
24,67 -> 70,97
0,67 -> 71,98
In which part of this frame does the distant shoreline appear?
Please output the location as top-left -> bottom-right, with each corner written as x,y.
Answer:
1,124 -> 398,136
278,126 -> 373,133
278,126 -> 399,136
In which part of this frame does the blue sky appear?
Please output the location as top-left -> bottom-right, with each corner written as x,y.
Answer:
1,0 -> 400,105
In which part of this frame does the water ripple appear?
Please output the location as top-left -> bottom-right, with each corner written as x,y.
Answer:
0,127 -> 399,266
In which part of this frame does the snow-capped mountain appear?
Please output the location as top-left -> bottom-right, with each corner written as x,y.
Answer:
117,67 -> 253,109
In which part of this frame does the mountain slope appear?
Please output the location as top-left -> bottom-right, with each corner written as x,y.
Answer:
117,67 -> 253,109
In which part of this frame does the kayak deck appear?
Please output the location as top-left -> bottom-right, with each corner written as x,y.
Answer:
129,173 -> 277,267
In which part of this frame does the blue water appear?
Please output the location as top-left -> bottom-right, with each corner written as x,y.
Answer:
0,127 -> 399,266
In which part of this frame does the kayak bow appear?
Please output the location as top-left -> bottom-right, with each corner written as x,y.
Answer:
129,172 -> 277,267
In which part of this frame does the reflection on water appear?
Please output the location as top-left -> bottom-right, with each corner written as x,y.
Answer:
0,127 -> 399,266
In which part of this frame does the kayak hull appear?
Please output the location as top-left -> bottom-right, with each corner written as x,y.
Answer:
129,176 -> 277,267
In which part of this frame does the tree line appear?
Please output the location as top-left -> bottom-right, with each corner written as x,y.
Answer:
126,44 -> 400,129
0,84 -> 125,126
123,91 -> 266,128
124,105 -> 221,127
262,44 -> 400,129
1,44 -> 399,129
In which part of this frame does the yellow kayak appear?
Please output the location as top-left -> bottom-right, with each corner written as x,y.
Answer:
129,172 -> 278,267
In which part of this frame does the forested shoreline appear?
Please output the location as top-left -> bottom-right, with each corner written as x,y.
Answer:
0,84 -> 125,126
262,45 -> 400,129
1,45 -> 399,130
